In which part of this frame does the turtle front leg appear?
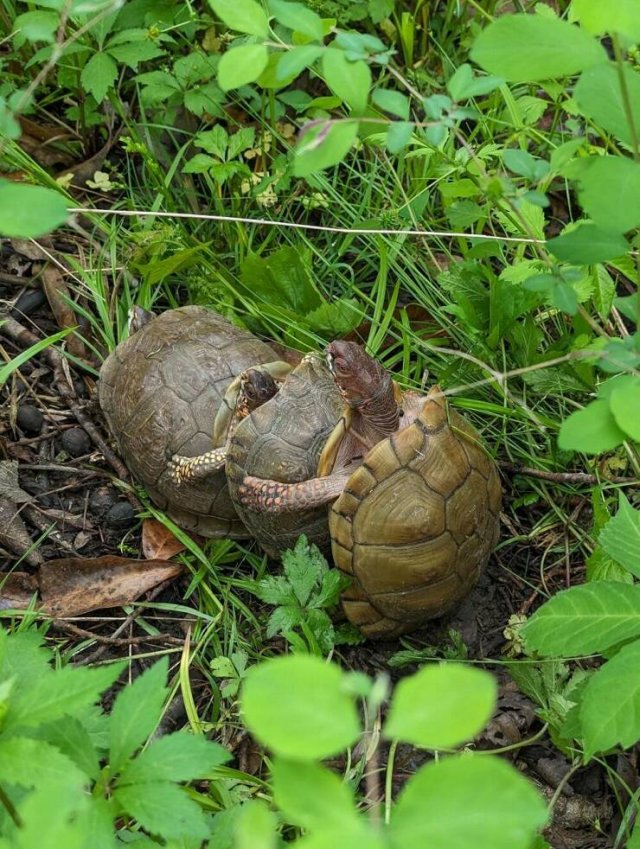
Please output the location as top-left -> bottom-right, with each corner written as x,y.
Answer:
238,470 -> 352,513
169,448 -> 227,484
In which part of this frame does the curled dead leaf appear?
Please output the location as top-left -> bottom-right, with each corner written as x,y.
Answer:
142,519 -> 187,561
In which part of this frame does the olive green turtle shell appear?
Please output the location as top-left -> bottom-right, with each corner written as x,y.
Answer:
330,388 -> 502,638
98,306 -> 281,537
226,356 -> 344,558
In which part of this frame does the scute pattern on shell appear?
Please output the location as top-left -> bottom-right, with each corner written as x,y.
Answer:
98,306 -> 280,538
329,389 -> 501,638
226,356 -> 344,558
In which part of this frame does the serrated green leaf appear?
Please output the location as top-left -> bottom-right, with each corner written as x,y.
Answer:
471,14 -> 605,82
173,52 -> 217,86
113,782 -> 209,840
11,781 -> 94,849
241,656 -> 361,759
372,88 -> 409,119
580,640 -> 640,756
322,49 -> 371,114
269,0 -> 324,40
109,658 -> 169,772
294,121 -> 358,176
0,737 -> 86,789
384,663 -> 496,748
574,63 -> 640,148
208,0 -> 269,37
609,381 -> 640,443
254,575 -> 296,605
183,153 -> 217,173
312,569 -> 344,608
591,264 -> 615,320
572,0 -> 640,41
80,52 -> 118,102
390,755 -> 547,849
523,582 -> 640,656
558,399 -> 626,454
266,605 -> 302,637
39,716 -> 101,780
577,155 -> 640,233
546,223 -> 627,264
218,44 -> 269,90
303,297 -> 362,334
107,40 -> 164,69
5,662 -> 123,733
0,182 -> 68,238
598,493 -> 640,577
271,758 -> 357,830
118,730 -> 229,785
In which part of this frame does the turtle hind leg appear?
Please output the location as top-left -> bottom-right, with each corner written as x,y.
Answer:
238,470 -> 352,513
169,448 -> 227,484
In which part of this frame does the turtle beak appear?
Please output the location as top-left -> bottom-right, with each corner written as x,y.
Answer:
326,349 -> 336,376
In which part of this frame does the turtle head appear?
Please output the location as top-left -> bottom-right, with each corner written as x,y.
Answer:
239,367 -> 279,415
326,341 -> 390,409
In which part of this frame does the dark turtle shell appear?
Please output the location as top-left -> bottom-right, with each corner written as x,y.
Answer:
226,356 -> 344,557
98,306 -> 281,537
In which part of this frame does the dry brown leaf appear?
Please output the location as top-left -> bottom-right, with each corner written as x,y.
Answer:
0,572 -> 39,610
39,555 -> 183,617
41,266 -> 87,359
142,519 -> 187,561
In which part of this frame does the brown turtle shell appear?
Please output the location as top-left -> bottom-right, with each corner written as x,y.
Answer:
329,387 -> 501,638
98,306 -> 282,537
226,356 -> 344,557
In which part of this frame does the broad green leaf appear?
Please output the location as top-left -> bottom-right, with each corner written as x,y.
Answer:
241,656 -> 361,759
322,49 -> 371,114
208,0 -> 269,37
447,63 -> 503,99
577,155 -> 640,233
372,88 -> 409,119
558,399 -> 626,454
303,297 -> 362,335
11,782 -> 93,849
0,182 -> 68,238
592,264 -> 616,319
572,0 -> 640,41
630,820 -> 640,849
14,10 -> 58,43
580,640 -> 640,757
217,44 -> 269,90
5,662 -> 123,732
118,731 -> 229,785
269,0 -> 324,40
240,247 -> 320,313
277,45 -> 323,80
293,121 -> 358,176
0,737 -> 86,789
385,121 -> 413,154
471,14 -> 605,82
522,582 -> 640,656
109,658 -> 169,771
107,40 -> 164,69
80,52 -> 118,102
113,782 -> 209,841
235,800 -> 278,849
173,52 -> 217,87
390,755 -> 547,849
609,381 -> 640,443
271,758 -> 357,830
574,63 -> 640,148
503,149 -> 548,181
546,223 -> 628,264
598,493 -> 640,577
383,663 -> 496,748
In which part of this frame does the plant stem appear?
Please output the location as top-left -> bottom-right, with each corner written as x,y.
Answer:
384,739 -> 398,825
0,784 -> 22,828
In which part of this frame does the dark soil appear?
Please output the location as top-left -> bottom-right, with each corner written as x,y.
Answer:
0,241 -> 620,849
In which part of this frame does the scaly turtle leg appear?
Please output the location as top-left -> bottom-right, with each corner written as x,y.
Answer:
170,447 -> 228,483
169,363 -> 287,485
237,469 -> 353,513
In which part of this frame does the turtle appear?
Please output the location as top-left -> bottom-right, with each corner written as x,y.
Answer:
98,306 -> 290,537
227,341 -> 404,557
232,343 -> 501,637
330,386 -> 502,638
